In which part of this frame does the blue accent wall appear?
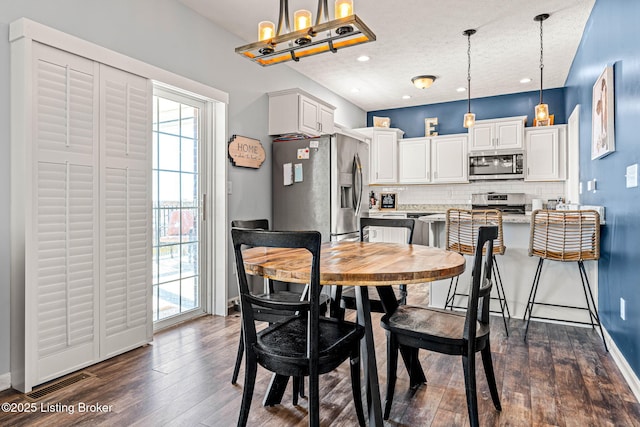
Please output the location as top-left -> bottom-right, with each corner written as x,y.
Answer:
565,0 -> 640,377
363,0 -> 640,380
367,88 -> 566,138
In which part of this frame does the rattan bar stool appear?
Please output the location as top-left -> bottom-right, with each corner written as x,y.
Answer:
445,208 -> 511,335
524,209 -> 607,350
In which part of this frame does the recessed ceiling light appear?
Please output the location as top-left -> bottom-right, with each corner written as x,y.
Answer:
402,95 -> 411,99
456,87 -> 466,92
520,78 -> 532,83
356,55 -> 370,62
351,88 -> 360,93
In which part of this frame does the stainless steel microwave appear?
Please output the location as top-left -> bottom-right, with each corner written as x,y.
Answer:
468,151 -> 525,180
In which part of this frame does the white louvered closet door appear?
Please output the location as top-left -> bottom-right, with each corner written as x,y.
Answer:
99,65 -> 152,358
32,43 -> 100,384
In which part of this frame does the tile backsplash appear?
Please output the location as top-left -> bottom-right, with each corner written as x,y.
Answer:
372,181 -> 566,207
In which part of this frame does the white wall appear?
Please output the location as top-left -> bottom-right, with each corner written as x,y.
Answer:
0,0 -> 366,383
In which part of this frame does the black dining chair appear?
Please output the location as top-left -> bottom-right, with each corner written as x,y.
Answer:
231,228 -> 366,427
444,208 -> 511,335
230,219 -> 329,402
380,226 -> 502,427
334,217 -> 415,318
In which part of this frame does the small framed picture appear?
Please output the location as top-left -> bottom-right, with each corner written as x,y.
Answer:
592,65 -> 615,160
379,193 -> 397,210
373,116 -> 391,128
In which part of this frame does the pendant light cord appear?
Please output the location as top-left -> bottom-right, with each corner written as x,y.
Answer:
467,32 -> 472,113
539,17 -> 544,105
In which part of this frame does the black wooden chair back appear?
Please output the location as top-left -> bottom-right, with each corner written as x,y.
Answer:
231,228 -> 365,427
229,219 -> 327,397
231,228 -> 322,355
380,226 -> 501,427
464,226 -> 496,345
333,217 -> 416,318
231,219 -> 272,292
359,216 -> 415,243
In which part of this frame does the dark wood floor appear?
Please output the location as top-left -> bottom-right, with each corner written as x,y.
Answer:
1,283 -> 639,426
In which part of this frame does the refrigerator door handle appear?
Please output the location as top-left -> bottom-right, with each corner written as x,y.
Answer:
353,153 -> 363,216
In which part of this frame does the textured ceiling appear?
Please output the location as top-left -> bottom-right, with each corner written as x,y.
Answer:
179,0 -> 595,112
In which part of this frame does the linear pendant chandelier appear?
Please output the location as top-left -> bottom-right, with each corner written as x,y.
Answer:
236,0 -> 376,66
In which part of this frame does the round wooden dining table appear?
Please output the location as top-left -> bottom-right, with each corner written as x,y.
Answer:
241,240 -> 465,427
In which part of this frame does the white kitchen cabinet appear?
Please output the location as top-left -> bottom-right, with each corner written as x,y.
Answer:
268,88 -> 335,136
11,42 -> 152,392
399,137 -> 431,184
431,134 -> 468,183
354,127 -> 404,184
468,116 -> 526,152
525,125 -> 567,181
368,212 -> 408,243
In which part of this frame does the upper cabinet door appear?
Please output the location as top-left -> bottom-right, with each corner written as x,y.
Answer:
432,135 -> 468,183
299,95 -> 321,136
525,126 -> 566,181
372,131 -> 398,183
469,123 -> 495,152
468,116 -> 525,152
268,89 -> 335,136
399,137 -> 431,184
495,120 -> 524,150
354,128 -> 404,184
318,103 -> 335,134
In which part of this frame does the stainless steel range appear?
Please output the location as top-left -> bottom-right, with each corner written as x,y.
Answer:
471,192 -> 526,214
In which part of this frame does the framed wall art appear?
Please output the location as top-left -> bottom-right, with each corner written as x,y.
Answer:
373,116 -> 390,128
379,193 -> 397,210
228,135 -> 266,168
591,65 -> 615,160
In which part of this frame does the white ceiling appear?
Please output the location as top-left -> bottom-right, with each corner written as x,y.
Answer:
179,0 -> 595,112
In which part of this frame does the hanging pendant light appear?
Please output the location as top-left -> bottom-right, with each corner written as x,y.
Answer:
534,13 -> 550,125
236,0 -> 376,66
463,29 -> 476,128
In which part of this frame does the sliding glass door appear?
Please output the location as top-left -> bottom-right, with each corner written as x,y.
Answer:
152,88 -> 207,325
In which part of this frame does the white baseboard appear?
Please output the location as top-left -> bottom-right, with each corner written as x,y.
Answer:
0,372 -> 10,392
604,327 -> 640,403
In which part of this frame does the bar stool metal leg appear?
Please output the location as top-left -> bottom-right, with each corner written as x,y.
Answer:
524,258 -> 544,341
578,261 -> 608,351
491,257 -> 510,336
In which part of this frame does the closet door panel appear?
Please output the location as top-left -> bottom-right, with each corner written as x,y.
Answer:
100,65 -> 152,358
35,162 -> 98,382
34,43 -> 95,160
29,43 -> 100,386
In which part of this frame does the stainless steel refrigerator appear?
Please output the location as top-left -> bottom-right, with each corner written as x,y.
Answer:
272,132 -> 369,241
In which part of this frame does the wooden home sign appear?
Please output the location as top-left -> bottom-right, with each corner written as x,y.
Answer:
228,135 -> 266,169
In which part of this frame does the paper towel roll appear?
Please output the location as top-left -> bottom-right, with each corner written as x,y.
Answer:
532,199 -> 543,211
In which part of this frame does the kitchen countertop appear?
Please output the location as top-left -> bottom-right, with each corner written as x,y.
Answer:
417,213 -> 532,224
369,204 -> 468,215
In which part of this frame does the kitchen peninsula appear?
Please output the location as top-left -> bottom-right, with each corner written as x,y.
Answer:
419,211 -> 600,324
